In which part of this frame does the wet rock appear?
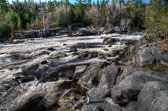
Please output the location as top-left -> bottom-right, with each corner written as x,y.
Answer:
78,51 -> 89,59
16,96 -> 57,111
78,51 -> 98,60
78,63 -> 104,89
0,31 -> 148,111
47,47 -> 55,51
20,64 -> 39,79
0,82 -> 60,111
73,65 -> 87,80
113,27 -> 122,33
70,42 -> 102,50
22,61 -> 76,82
87,52 -> 98,59
0,79 -> 20,104
111,70 -> 168,106
98,53 -> 106,59
120,27 -> 128,33
53,52 -> 68,59
55,80 -> 73,90
137,81 -> 168,111
36,51 -> 50,56
15,75 -> 36,83
13,28 -> 70,39
103,38 -> 118,45
98,64 -> 119,88
104,27 -> 121,34
77,28 -> 96,36
70,48 -> 77,52
104,28 -> 115,34
41,60 -> 48,65
0,53 -> 24,65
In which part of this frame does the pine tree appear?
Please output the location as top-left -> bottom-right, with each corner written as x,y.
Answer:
160,0 -> 168,39
101,0 -> 105,9
8,9 -> 18,36
17,14 -> 22,30
0,0 -> 8,16
112,0 -> 115,10
145,0 -> 162,40
75,0 -> 85,21
88,0 -> 91,8
97,0 -> 100,8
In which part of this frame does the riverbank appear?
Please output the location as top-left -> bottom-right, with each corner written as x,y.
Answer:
0,31 -> 168,111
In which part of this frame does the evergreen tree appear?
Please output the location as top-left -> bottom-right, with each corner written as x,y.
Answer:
145,0 -> 162,40
112,0 -> 116,10
75,0 -> 85,22
55,11 -> 64,27
88,0 -> 91,8
0,23 -> 11,38
17,14 -> 22,30
0,0 -> 8,16
97,0 -> 100,8
0,0 -> 147,33
160,0 -> 168,38
8,9 -> 18,35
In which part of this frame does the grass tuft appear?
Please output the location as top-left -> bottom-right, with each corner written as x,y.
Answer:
145,64 -> 165,71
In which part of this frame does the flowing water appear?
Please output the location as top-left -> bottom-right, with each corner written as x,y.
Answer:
0,33 -> 145,110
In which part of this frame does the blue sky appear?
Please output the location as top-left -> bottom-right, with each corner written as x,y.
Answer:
8,0 -> 149,4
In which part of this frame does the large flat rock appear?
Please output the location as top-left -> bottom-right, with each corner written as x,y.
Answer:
137,81 -> 168,111
98,64 -> 119,88
111,69 -> 168,106
134,43 -> 168,67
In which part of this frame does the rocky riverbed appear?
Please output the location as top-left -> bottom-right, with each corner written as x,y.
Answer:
0,31 -> 168,111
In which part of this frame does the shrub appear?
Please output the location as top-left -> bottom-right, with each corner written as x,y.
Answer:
0,23 -> 11,39
145,64 -> 165,71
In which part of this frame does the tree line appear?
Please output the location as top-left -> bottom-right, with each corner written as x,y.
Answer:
0,0 -> 168,41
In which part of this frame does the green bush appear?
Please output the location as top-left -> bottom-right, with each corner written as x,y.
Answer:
145,64 -> 165,71
54,11 -> 66,27
0,23 -> 11,38
128,26 -> 131,31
